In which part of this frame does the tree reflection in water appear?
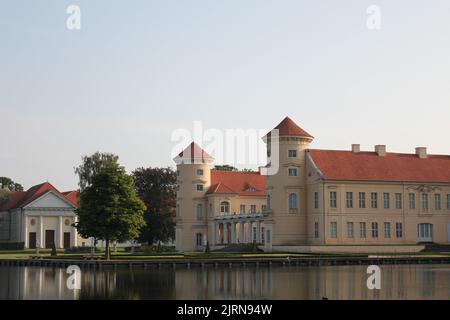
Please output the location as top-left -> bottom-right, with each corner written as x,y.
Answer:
1,264 -> 450,300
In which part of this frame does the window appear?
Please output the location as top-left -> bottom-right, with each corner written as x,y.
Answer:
330,222 -> 337,238
177,170 -> 180,176
435,194 -> 441,210
447,194 -> 450,210
346,192 -> 353,208
240,205 -> 245,214
250,205 -> 256,213
360,222 -> 366,239
288,150 -> 297,158
347,222 -> 354,238
314,222 -> 319,238
288,168 -> 298,177
209,203 -> 213,217
196,204 -> 203,220
196,184 -> 204,192
314,192 -> 319,209
384,222 -> 391,238
196,233 -> 203,247
359,192 -> 366,208
261,204 -> 267,211
196,169 -> 204,176
409,193 -> 416,209
371,222 -> 378,238
330,192 -> 337,208
220,201 -> 230,215
383,193 -> 390,209
371,192 -> 378,208
267,194 -> 271,209
422,193 -> 429,210
396,222 -> 403,238
289,193 -> 298,210
395,193 -> 402,209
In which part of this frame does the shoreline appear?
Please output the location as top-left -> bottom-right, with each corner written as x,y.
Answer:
2,255 -> 450,269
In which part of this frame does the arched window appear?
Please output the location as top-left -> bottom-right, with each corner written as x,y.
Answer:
196,204 -> 203,220
220,201 -> 230,215
289,193 -> 298,209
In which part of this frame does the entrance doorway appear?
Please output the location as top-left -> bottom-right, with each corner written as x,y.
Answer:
418,223 -> 433,242
45,230 -> 55,248
63,232 -> 71,249
29,232 -> 36,249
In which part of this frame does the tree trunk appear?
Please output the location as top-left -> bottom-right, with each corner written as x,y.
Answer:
105,238 -> 110,260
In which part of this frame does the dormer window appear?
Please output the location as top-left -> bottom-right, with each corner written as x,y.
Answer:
288,150 -> 297,158
246,187 -> 256,192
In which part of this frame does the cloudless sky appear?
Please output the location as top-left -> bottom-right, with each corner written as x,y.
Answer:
1,0 -> 449,190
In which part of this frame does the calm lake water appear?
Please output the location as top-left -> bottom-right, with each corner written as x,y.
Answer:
1,264 -> 450,300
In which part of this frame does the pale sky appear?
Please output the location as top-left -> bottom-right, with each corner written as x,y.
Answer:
1,0 -> 449,191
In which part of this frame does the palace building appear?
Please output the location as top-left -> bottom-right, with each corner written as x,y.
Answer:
174,116 -> 450,253
0,182 -> 83,249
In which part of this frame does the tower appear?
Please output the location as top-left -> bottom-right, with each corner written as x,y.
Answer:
263,117 -> 314,248
173,142 -> 214,252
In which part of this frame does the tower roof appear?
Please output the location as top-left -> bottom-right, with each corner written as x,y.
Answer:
265,116 -> 313,139
174,142 -> 214,164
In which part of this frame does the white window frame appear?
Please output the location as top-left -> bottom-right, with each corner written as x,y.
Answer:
288,149 -> 297,158
288,167 -> 298,177
330,222 -> 337,238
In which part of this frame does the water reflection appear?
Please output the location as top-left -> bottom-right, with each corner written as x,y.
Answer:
1,264 -> 450,300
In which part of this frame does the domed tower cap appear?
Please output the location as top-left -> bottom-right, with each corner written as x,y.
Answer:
264,116 -> 314,141
173,142 -> 214,165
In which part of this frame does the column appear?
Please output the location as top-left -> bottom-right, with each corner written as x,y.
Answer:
71,216 -> 78,247
239,221 -> 244,243
212,222 -> 217,246
38,216 -> 44,249
223,223 -> 228,244
231,222 -> 236,244
216,222 -> 221,244
23,214 -> 28,248
57,216 -> 63,249
256,220 -> 261,244
247,221 -> 253,243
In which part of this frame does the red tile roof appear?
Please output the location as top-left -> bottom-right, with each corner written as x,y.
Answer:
62,191 -> 80,206
207,170 -> 267,196
309,149 -> 450,183
174,142 -> 214,164
0,182 -> 79,210
265,116 -> 313,139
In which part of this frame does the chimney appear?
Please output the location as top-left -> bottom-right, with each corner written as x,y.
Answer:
375,145 -> 386,156
415,147 -> 427,159
351,144 -> 360,153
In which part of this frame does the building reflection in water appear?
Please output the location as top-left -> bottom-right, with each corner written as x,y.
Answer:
1,264 -> 450,299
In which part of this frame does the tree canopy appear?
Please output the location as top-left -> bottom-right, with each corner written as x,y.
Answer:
76,156 -> 146,260
74,152 -> 119,191
132,167 -> 176,245
0,177 -> 23,191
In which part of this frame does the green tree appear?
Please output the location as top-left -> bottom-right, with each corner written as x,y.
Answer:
214,165 -> 238,171
0,189 -> 11,207
0,177 -> 23,191
74,152 -> 119,191
132,167 -> 176,246
76,163 -> 146,260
